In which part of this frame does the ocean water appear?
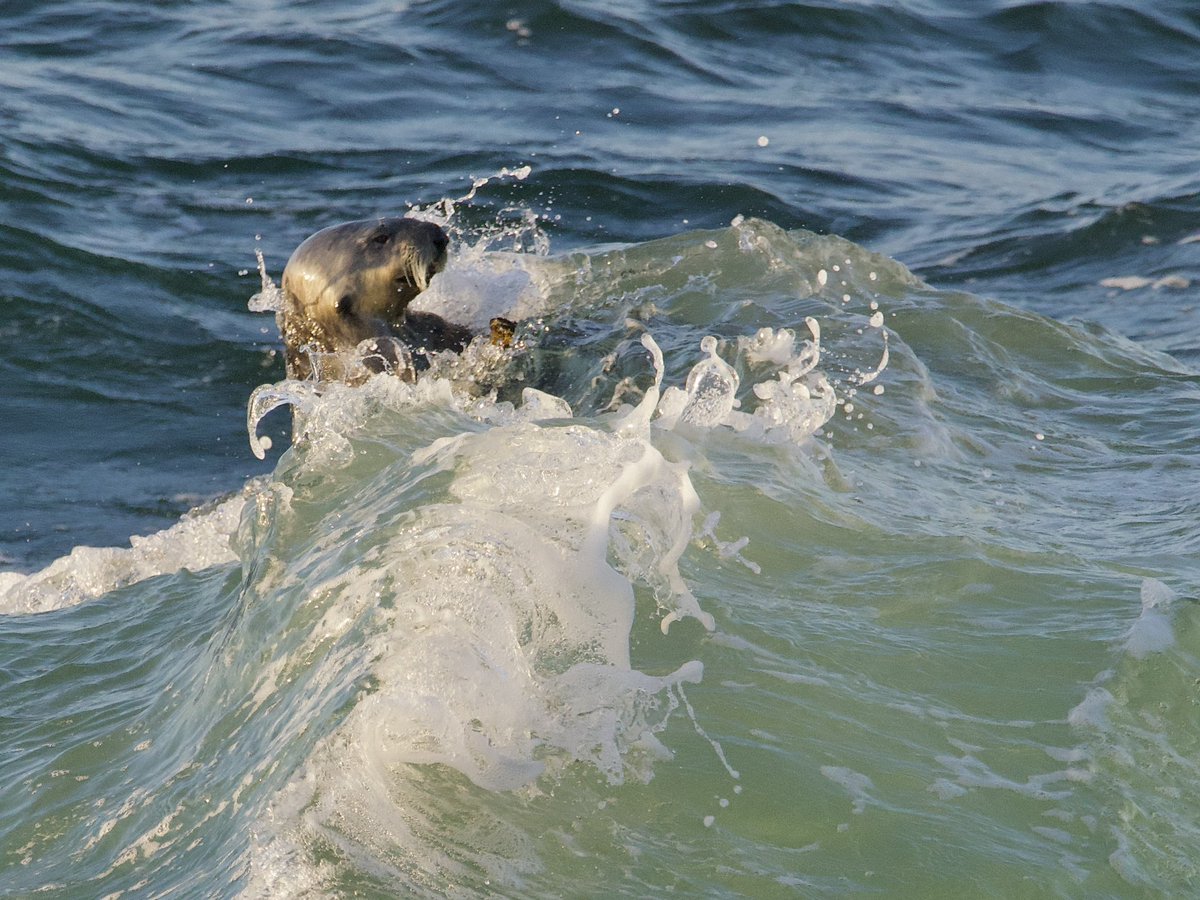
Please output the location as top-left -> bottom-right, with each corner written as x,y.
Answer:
1,1 -> 1198,897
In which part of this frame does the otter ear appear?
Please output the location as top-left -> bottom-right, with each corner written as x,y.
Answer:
337,294 -> 355,318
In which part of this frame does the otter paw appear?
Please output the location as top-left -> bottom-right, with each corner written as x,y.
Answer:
489,317 -> 517,348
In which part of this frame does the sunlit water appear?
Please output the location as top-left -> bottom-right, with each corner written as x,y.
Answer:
2,2 -> 1198,897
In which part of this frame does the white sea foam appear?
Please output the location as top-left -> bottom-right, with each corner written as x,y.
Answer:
1068,687 -> 1114,730
0,491 -> 249,615
1122,578 -> 1177,659
1100,274 -> 1191,291
820,766 -> 875,814
238,319 -> 850,893
412,246 -> 558,332
931,751 -> 1078,802
241,341 -> 730,894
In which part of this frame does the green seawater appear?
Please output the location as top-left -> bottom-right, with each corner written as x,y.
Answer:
2,223 -> 1197,897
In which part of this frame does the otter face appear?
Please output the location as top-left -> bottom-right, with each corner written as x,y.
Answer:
280,217 -> 449,380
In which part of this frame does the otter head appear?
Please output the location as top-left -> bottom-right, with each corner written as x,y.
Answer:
280,217 -> 449,381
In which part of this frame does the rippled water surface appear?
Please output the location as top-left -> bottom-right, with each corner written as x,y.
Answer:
2,2 -> 1198,897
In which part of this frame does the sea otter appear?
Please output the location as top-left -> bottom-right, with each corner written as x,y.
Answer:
280,216 -> 480,382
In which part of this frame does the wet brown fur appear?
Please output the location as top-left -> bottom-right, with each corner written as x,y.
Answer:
280,217 -> 472,381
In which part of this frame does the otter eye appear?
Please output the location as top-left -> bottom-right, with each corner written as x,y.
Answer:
337,295 -> 354,317
371,232 -> 391,246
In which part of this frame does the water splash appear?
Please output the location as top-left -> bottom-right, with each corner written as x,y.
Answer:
431,165 -> 533,218
247,246 -> 284,314
409,165 -> 543,256
678,335 -> 740,427
246,380 -> 321,460
237,337 -> 735,892
655,321 -> 845,445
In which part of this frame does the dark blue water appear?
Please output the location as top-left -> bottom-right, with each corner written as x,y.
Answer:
3,1 -> 1197,567
2,2 -> 1199,896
